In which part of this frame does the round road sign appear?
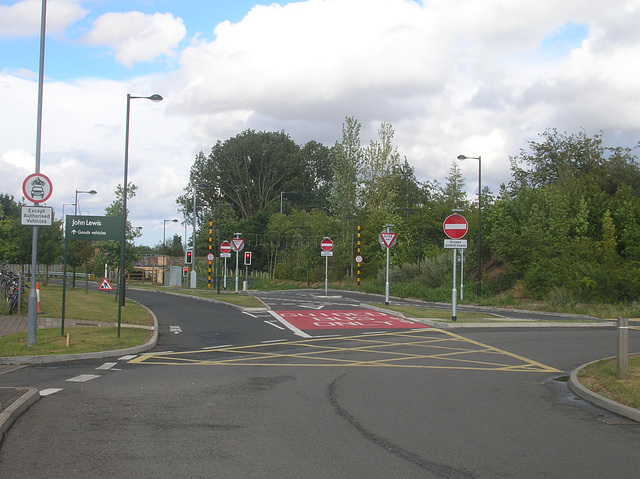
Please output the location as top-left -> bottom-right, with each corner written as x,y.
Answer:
22,173 -> 53,204
355,254 -> 363,263
320,237 -> 333,251
207,253 -> 215,262
220,241 -> 232,254
443,214 -> 468,239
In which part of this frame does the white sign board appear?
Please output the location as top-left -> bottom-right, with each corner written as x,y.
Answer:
21,206 -> 53,226
444,239 -> 467,249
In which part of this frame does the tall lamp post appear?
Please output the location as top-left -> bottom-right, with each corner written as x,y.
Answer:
73,189 -> 97,288
163,218 -> 178,284
74,189 -> 97,215
457,154 -> 481,296
280,191 -> 295,214
117,93 -> 162,337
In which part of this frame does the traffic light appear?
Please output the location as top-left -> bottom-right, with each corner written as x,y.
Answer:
185,249 -> 193,264
182,266 -> 188,277
244,251 -> 252,265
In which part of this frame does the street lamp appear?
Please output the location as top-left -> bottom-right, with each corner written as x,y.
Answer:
280,191 -> 295,214
118,93 -> 162,337
163,218 -> 178,283
74,189 -> 97,215
457,154 -> 482,296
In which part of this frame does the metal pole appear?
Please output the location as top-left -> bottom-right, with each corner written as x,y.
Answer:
192,187 -> 197,288
452,248 -> 458,321
163,220 -> 167,284
325,255 -> 328,296
617,317 -> 629,379
27,0 -> 48,347
117,94 -> 132,337
477,156 -> 482,296
384,225 -> 391,305
460,249 -> 464,300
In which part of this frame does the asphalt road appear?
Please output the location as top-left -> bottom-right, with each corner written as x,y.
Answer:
0,289 -> 639,478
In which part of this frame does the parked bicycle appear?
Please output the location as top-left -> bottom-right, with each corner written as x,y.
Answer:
0,269 -> 28,314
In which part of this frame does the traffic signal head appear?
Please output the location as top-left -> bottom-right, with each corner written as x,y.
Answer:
185,249 -> 193,264
244,251 -> 252,265
182,266 -> 188,277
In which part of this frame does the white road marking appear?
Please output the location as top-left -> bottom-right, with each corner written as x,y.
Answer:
261,339 -> 287,344
39,388 -> 63,396
170,325 -> 182,334
66,374 -> 101,383
299,304 -> 325,309
202,344 -> 234,350
118,354 -> 137,360
268,310 -> 312,338
96,362 -> 118,370
264,320 -> 285,330
243,311 -> 258,318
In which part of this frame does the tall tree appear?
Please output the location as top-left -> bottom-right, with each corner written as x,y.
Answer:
360,122 -> 401,211
181,130 -> 303,221
329,117 -> 362,217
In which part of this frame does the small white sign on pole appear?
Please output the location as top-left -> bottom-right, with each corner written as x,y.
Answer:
21,206 -> 53,226
444,239 -> 467,249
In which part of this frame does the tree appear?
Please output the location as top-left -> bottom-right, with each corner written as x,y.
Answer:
181,130 -> 303,221
440,160 -> 467,209
329,117 -> 362,217
360,122 -> 401,211
96,183 -> 141,274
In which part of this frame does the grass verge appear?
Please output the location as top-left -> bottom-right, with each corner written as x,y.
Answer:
578,355 -> 640,410
374,304 -> 501,321
0,327 -> 152,357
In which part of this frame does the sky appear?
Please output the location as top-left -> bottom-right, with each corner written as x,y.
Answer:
2,0 -> 640,248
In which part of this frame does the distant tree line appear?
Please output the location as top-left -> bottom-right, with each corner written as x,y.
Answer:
3,121 -> 640,305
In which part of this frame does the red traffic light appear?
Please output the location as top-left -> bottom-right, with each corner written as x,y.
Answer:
244,251 -> 252,265
185,250 -> 193,264
182,266 -> 188,277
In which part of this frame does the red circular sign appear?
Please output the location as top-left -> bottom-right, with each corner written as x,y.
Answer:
220,241 -> 232,254
443,214 -> 468,239
355,255 -> 363,263
22,173 -> 53,204
320,237 -> 333,251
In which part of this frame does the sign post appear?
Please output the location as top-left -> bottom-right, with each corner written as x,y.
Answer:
220,241 -> 232,289
320,237 -> 333,295
231,234 -> 244,293
23,173 -> 53,346
380,225 -> 397,305
443,214 -> 468,321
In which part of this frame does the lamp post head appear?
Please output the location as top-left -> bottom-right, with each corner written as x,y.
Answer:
457,154 -> 480,161
148,94 -> 163,102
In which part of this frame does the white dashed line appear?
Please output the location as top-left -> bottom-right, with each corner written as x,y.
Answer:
96,362 -> 118,370
202,344 -> 234,350
66,374 -> 101,383
39,388 -> 63,396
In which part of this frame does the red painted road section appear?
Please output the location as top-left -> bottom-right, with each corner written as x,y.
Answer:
275,310 -> 430,330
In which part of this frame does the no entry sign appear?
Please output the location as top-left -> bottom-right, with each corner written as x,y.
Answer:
443,214 -> 468,239
220,241 -> 232,254
320,237 -> 333,251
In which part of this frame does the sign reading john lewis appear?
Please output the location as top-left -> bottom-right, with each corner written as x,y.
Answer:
66,215 -> 123,241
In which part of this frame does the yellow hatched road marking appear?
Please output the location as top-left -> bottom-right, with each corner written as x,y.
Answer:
129,329 -> 561,373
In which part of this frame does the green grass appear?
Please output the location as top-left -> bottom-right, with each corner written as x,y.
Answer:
0,327 -> 152,357
578,355 -> 640,410
38,283 -> 154,326
374,304 -> 501,321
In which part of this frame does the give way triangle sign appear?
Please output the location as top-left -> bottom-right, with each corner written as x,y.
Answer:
98,277 -> 114,291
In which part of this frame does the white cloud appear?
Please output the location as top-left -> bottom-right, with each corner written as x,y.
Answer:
4,0 -> 640,246
0,0 -> 86,38
81,11 -> 187,67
